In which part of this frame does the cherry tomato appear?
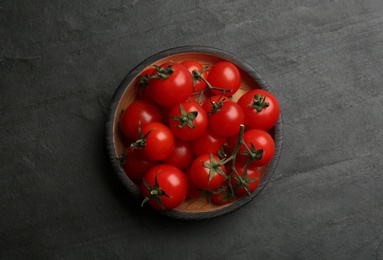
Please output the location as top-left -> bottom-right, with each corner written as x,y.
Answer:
202,96 -> 244,137
168,101 -> 208,141
191,127 -> 227,157
140,164 -> 188,210
136,68 -> 156,101
121,148 -> 157,182
237,129 -> 275,167
181,60 -> 208,92
210,186 -> 233,205
161,139 -> 195,170
207,61 -> 241,97
190,154 -> 226,190
184,167 -> 202,200
120,100 -> 163,141
148,62 -> 194,107
230,161 -> 261,197
131,122 -> 175,161
237,89 -> 280,131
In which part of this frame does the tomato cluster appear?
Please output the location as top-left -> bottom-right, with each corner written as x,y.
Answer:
118,60 -> 280,210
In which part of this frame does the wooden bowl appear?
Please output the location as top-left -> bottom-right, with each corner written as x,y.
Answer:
106,46 -> 283,220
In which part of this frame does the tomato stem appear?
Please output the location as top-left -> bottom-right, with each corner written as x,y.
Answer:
191,74 -> 233,104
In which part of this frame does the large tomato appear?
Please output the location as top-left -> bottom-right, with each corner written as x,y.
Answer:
207,61 -> 242,97
120,100 -> 163,141
140,164 -> 188,210
190,154 -> 226,190
237,129 -> 275,167
161,138 -> 195,170
181,60 -> 208,92
202,96 -> 244,137
237,89 -> 280,131
148,62 -> 194,107
191,127 -> 226,157
168,100 -> 208,141
131,122 -> 175,161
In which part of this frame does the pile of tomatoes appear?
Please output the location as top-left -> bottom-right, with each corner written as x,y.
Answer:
118,59 -> 280,211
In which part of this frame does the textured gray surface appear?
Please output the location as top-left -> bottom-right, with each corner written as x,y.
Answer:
1,0 -> 383,259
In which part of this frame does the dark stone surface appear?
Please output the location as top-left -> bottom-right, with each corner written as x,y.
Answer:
1,0 -> 383,259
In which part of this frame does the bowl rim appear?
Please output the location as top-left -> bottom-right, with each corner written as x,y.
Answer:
106,45 -> 283,220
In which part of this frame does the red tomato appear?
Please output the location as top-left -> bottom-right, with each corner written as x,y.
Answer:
202,96 -> 244,137
136,68 -> 156,101
237,129 -> 275,167
207,61 -> 241,97
131,122 -> 175,161
184,167 -> 202,199
210,186 -> 233,205
148,62 -> 194,107
230,161 -> 261,197
140,164 -> 188,210
181,60 -> 208,92
191,127 -> 226,157
120,100 -> 163,141
121,148 -> 157,182
168,101 -> 208,141
161,139 -> 195,170
237,89 -> 280,131
190,154 -> 226,190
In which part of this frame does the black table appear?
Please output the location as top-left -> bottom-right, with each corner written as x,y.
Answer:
2,1 -> 383,259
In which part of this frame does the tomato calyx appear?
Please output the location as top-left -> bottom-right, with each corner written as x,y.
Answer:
130,122 -> 154,150
240,142 -> 264,166
141,172 -> 172,209
117,149 -> 127,166
136,74 -> 151,96
170,103 -> 198,128
212,186 -> 236,204
151,64 -> 174,80
206,96 -> 226,115
231,168 -> 258,196
203,153 -> 227,183
250,94 -> 269,112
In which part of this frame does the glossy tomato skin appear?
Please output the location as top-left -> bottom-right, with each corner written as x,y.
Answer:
184,167 -> 202,199
230,161 -> 261,197
237,89 -> 280,131
122,148 -> 158,182
190,154 -> 226,190
148,62 -> 194,107
161,138 -> 195,170
202,96 -> 244,137
191,127 -> 227,157
181,60 -> 208,92
120,100 -> 163,141
207,61 -> 242,97
140,164 -> 188,210
238,129 -> 275,167
138,122 -> 175,161
168,101 -> 208,141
